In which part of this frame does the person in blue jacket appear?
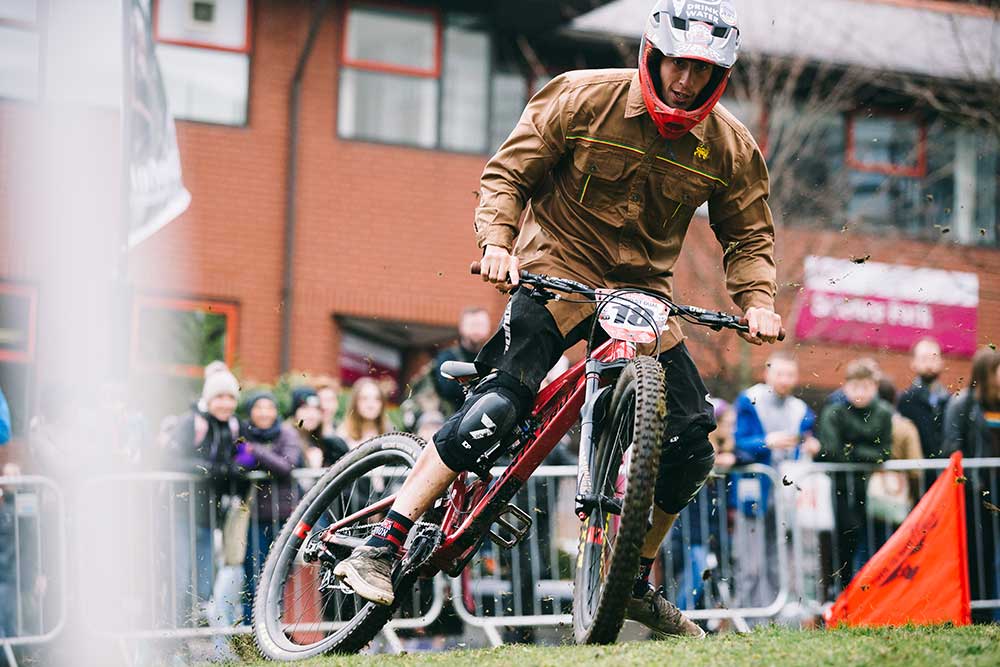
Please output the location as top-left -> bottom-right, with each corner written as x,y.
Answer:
731,351 -> 819,615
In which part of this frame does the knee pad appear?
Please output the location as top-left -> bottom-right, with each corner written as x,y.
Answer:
433,372 -> 531,473
653,435 -> 715,514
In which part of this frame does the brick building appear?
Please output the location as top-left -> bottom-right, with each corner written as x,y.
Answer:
0,0 -> 998,435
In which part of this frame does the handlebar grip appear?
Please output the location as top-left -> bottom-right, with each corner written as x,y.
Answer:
470,260 -> 529,284
738,317 -> 786,342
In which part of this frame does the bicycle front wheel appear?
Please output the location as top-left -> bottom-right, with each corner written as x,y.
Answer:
252,433 -> 423,661
573,355 -> 665,644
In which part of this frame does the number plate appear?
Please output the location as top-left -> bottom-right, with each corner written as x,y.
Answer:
595,290 -> 669,343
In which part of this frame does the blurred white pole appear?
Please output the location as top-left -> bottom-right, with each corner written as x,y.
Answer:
12,1 -> 153,664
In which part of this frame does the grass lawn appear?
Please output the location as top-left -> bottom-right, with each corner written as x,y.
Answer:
226,624 -> 999,667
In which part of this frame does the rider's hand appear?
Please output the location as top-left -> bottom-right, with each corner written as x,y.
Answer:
739,306 -> 782,345
480,245 -> 520,290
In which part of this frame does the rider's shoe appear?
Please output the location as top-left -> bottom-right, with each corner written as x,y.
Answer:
626,584 -> 706,639
332,545 -> 397,606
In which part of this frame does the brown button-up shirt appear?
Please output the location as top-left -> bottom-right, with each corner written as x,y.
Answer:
474,68 -> 776,350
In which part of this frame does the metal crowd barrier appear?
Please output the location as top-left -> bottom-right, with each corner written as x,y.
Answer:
454,458 -> 999,641
0,475 -> 68,667
450,464 -> 791,643
78,469 -> 445,648
5,457 -> 996,659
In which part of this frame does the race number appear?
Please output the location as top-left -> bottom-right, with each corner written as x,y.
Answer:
595,290 -> 670,343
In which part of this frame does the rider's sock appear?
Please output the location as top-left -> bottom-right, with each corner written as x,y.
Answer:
364,509 -> 414,556
632,556 -> 656,597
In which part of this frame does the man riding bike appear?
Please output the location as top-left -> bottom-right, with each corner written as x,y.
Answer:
335,0 -> 781,639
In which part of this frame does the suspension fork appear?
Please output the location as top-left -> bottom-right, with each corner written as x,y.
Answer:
575,341 -> 633,519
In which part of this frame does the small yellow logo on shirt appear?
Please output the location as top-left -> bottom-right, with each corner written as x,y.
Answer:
694,144 -> 710,160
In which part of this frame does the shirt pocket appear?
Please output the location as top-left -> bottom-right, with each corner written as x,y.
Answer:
571,144 -> 630,211
653,167 -> 716,233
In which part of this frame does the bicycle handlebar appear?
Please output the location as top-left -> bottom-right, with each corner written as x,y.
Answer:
470,260 -> 786,342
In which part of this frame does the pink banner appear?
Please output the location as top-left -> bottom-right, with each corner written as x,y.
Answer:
794,256 -> 979,357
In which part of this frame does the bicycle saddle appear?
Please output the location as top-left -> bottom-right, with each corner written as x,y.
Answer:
440,361 -> 479,382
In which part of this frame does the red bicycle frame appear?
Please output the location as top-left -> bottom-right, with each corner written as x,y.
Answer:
428,337 -> 636,574
318,337 -> 636,575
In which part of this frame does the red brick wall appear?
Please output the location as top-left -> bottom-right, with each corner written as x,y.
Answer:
1,0 -> 996,404
128,0 -> 506,386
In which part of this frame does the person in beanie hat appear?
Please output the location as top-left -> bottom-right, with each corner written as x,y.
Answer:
162,361 -> 243,624
202,366 -> 240,410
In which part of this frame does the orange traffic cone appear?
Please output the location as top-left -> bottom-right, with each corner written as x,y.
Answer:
825,451 -> 971,627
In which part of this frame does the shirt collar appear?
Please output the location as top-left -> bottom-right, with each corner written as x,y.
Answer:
625,71 -> 708,142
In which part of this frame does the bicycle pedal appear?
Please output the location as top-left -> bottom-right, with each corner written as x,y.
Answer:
399,522 -> 444,575
488,504 -> 533,549
318,567 -> 347,594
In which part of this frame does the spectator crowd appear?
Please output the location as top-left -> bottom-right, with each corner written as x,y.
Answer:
0,305 -> 998,654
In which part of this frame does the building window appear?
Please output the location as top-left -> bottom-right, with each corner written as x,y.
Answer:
338,3 -> 440,148
0,1 -> 43,101
489,69 -> 528,152
338,3 -> 525,154
441,15 -> 490,152
153,0 -> 251,126
764,102 -> 997,246
844,118 -> 1000,244
846,112 -> 927,178
131,295 -> 238,377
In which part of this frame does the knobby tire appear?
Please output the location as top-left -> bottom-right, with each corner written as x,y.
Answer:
252,432 -> 424,661
573,355 -> 666,644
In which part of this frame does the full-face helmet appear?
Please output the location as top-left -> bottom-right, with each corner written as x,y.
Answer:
638,0 -> 741,139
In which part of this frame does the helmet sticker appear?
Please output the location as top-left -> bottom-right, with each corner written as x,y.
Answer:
684,1 -> 723,24
719,2 -> 738,25
687,22 -> 713,45
675,43 -> 723,62
672,0 -> 687,15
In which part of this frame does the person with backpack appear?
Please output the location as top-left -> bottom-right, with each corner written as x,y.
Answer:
164,362 -> 242,625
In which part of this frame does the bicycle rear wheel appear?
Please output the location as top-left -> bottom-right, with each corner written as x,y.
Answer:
252,433 -> 423,660
573,355 -> 665,644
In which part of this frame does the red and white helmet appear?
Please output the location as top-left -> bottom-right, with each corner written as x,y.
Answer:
638,0 -> 741,139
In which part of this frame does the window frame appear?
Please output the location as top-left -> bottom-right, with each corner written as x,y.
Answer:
130,294 -> 239,378
0,0 -> 47,103
152,0 -> 254,55
340,1 -> 443,79
0,281 -> 38,364
152,0 -> 254,127
845,110 -> 928,178
337,2 -> 515,155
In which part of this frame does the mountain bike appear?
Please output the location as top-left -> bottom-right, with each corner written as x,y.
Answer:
252,265 -> 784,660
